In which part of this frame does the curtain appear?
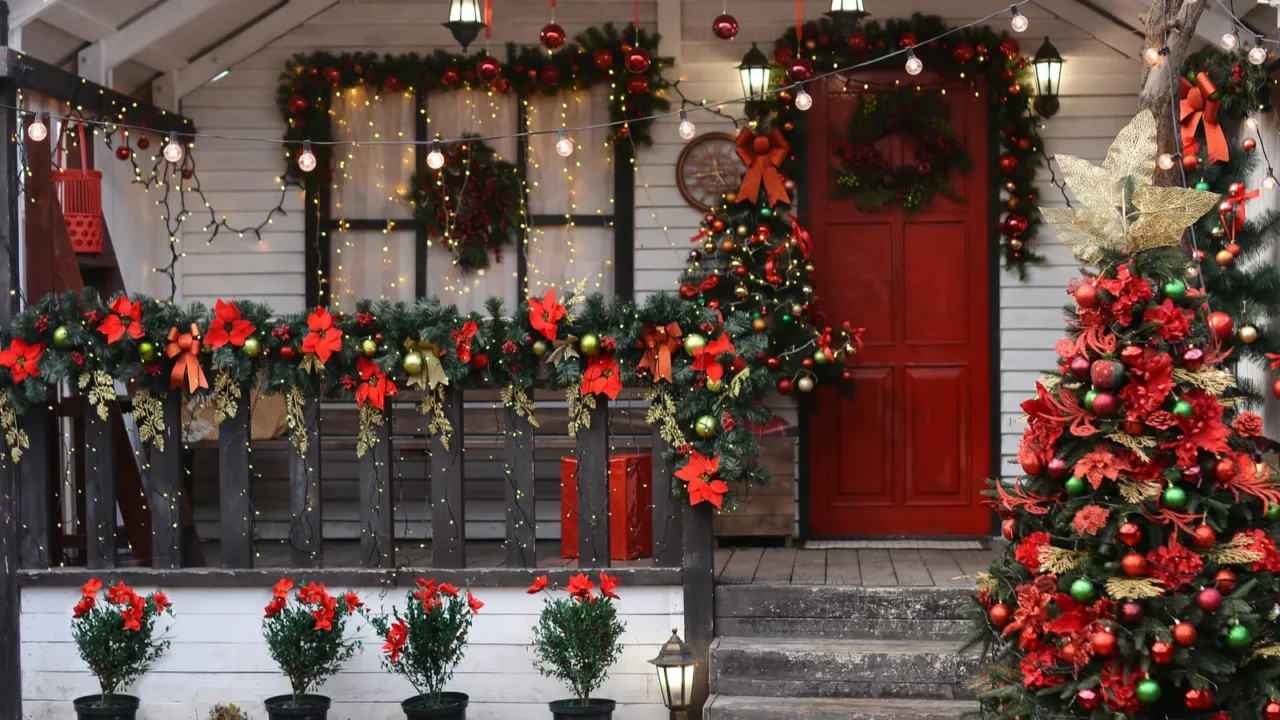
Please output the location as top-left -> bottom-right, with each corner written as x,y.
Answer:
328,230 -> 417,308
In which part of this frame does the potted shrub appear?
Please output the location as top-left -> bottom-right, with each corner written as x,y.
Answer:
370,577 -> 485,719
70,578 -> 174,720
529,573 -> 625,719
261,578 -> 367,720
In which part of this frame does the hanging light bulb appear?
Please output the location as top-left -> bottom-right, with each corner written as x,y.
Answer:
26,113 -> 48,142
555,128 -> 575,157
426,139 -> 445,169
1246,111 -> 1260,131
904,48 -> 923,76
297,140 -> 317,173
1249,36 -> 1268,65
1222,29 -> 1239,50
1143,46 -> 1165,67
794,84 -> 813,111
162,132 -> 184,163
1157,153 -> 1178,171
1265,168 -> 1277,191
1010,5 -> 1029,33
678,110 -> 696,140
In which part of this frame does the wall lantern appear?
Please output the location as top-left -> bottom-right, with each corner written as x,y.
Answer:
738,42 -> 772,118
1032,37 -> 1064,119
650,630 -> 698,719
825,0 -> 869,38
444,0 -> 485,51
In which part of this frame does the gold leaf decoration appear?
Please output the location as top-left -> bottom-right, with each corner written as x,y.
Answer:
975,572 -> 996,593
500,384 -> 540,429
1040,208 -> 1113,264
1128,186 -> 1222,252
421,384 -> 453,450
1038,545 -> 1084,574
1206,534 -> 1267,565
1039,374 -> 1062,390
1119,479 -> 1161,503
1055,156 -> 1123,222
284,385 -> 310,456
645,386 -> 687,448
356,402 -> 384,458
79,370 -> 115,422
212,370 -> 242,425
1105,576 -> 1164,599
727,366 -> 752,398
1103,110 -> 1158,187
1247,645 -> 1280,664
567,387 -> 596,437
0,392 -> 27,463
1174,368 -> 1237,395
1107,430 -> 1156,463
133,388 -> 165,451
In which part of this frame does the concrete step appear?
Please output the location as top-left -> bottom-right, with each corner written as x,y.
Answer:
705,696 -> 977,720
715,584 -> 974,641
710,637 -> 980,701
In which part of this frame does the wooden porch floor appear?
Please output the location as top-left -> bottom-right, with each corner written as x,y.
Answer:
200,539 -> 665,569
714,546 -> 1001,586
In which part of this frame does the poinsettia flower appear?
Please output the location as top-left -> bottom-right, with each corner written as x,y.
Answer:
581,354 -> 623,400
566,573 -> 595,601
383,618 -> 408,662
121,604 -> 144,632
72,596 -> 95,619
528,288 -> 567,340
467,590 -> 484,614
312,596 -> 336,632
97,296 -> 145,344
355,357 -> 396,410
1100,263 -> 1153,324
1019,645 -> 1064,690
205,299 -> 256,349
691,334 -> 736,383
343,590 -> 362,612
599,572 -> 620,600
1100,660 -> 1141,714
1145,542 -> 1203,590
263,596 -> 286,618
0,338 -> 44,384
81,578 -> 102,598
272,578 -> 294,598
437,582 -> 459,598
301,307 -> 343,364
107,581 -> 137,606
152,590 -> 172,612
1162,389 -> 1232,466
674,451 -> 729,509
527,575 -> 548,594
1143,299 -> 1193,342
1073,447 -> 1127,489
1014,531 -> 1051,574
298,581 -> 327,604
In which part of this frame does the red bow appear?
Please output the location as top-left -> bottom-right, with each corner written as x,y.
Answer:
843,321 -> 865,359
166,324 -> 208,393
789,217 -> 812,259
1220,183 -> 1259,241
451,321 -> 477,364
638,322 -> 682,383
1180,73 -> 1229,166
735,128 -> 791,207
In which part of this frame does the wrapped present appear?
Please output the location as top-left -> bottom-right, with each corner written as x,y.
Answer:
560,453 -> 653,561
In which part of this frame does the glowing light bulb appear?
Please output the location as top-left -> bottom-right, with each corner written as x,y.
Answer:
1157,153 -> 1177,171
426,139 -> 445,169
678,110 -> 696,140
1010,6 -> 1029,33
26,113 -> 48,142
1222,30 -> 1239,50
555,128 -> 574,157
1144,47 -> 1164,67
794,85 -> 813,111
1265,169 -> 1277,191
1249,40 -> 1268,65
1246,112 -> 1259,131
162,132 -> 184,163
905,48 -> 923,76
297,140 -> 317,173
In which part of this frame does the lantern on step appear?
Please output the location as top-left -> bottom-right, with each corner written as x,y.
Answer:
650,630 -> 698,720
1032,37 -> 1064,119
53,122 -> 104,254
824,0 -> 869,38
444,0 -> 485,51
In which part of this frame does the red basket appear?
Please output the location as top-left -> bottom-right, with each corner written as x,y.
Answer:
52,122 -> 104,254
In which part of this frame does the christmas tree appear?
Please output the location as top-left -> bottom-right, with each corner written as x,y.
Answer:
680,129 -> 862,395
973,111 -> 1280,718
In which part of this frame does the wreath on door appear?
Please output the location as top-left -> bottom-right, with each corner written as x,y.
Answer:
833,87 -> 971,213
412,135 -> 522,271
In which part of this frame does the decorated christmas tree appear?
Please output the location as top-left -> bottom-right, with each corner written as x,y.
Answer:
972,111 -> 1280,718
681,128 -> 862,394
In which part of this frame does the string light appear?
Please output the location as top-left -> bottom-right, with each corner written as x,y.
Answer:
1144,46 -> 1167,67
1265,168 -> 1277,191
162,132 -> 184,164
426,139 -> 445,169
1157,152 -> 1179,171
555,128 -> 575,157
905,48 -> 923,76
297,140 -> 317,172
794,85 -> 813,111
1246,111 -> 1260,131
1222,29 -> 1239,50
1249,36 -> 1268,65
27,112 -> 48,142
1010,5 -> 1029,32
677,110 -> 696,140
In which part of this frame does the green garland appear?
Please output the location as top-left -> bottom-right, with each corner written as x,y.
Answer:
1182,46 -> 1273,122
410,136 -> 522,270
832,86 -> 971,213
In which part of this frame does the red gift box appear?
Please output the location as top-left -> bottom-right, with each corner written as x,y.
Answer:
560,454 -> 653,561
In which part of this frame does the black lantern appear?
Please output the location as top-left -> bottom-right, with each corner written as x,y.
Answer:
738,42 -> 771,118
650,630 -> 698,718
825,0 -> 869,38
1032,37 -> 1064,119
444,0 -> 485,51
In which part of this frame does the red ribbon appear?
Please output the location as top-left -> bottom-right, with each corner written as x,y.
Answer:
765,246 -> 787,285
796,0 -> 803,45
1180,73 -> 1229,166
789,216 -> 812,259
1220,183 -> 1260,240
816,327 -> 834,363
842,321 -> 865,359
638,322 -> 683,382
166,324 -> 209,393
484,0 -> 492,39
452,320 -> 477,364
735,128 -> 792,208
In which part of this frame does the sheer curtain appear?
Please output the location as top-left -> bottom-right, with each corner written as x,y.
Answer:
328,85 -> 416,310
525,87 -> 616,297
423,90 -> 519,314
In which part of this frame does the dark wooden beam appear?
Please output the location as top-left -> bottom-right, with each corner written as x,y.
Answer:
85,404 -> 118,570
218,388 -> 253,568
613,141 -> 636,298
651,428 -> 682,567
18,403 -> 51,569
358,403 -> 393,568
147,391 -> 185,569
430,389 -> 466,569
683,503 -> 716,720
503,406 -> 536,568
289,395 -> 322,567
575,400 -> 611,567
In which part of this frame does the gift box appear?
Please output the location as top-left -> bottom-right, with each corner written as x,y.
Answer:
560,453 -> 653,561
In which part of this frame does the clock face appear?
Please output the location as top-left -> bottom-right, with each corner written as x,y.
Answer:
676,132 -> 744,212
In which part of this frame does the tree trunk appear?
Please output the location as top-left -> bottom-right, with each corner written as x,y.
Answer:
1137,0 -> 1209,187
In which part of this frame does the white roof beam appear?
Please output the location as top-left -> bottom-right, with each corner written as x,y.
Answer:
7,0 -> 61,29
99,0 -> 226,70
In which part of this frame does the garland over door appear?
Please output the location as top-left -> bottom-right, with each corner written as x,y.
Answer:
806,73 -> 992,537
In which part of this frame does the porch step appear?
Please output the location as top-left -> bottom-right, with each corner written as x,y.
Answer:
710,637 -> 980,701
715,584 -> 974,641
704,696 -> 976,720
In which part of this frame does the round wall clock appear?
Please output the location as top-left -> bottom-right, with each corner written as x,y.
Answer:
675,131 -> 744,212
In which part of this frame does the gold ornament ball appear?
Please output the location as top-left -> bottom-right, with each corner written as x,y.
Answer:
797,376 -> 815,393
403,351 -> 424,375
1004,181 -> 1017,193
735,284 -> 749,298
1009,238 -> 1024,251
702,239 -> 717,254
1186,265 -> 1200,279
242,336 -> 262,358
813,349 -> 830,365
139,340 -> 156,362
1210,225 -> 1227,240
694,414 -> 718,438
792,303 -> 804,315
579,333 -> 601,356
720,238 -> 737,253
736,224 -> 751,238
752,317 -> 767,332
1007,197 -> 1020,211
723,191 -> 737,203
52,326 -> 71,349
707,378 -> 724,393
1216,249 -> 1235,267
804,263 -> 815,273
1240,324 -> 1259,344
360,338 -> 378,356
683,333 -> 707,357
532,339 -> 549,357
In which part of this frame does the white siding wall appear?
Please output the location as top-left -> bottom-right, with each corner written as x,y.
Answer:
21,585 -> 682,719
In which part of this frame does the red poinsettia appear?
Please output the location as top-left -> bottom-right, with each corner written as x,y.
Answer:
581,354 -> 623,400
1143,299 -> 1193,342
674,450 -> 729,508
382,618 -> 408,662
691,333 -> 736,384
1015,531 -> 1052,574
97,296 -> 145,344
467,590 -> 484,614
1145,542 -> 1204,590
1073,447 -> 1127,490
528,288 -> 567,341
1234,411 -> 1265,437
343,590 -> 362,612
437,582 -> 459,598
599,572 -> 620,600
355,357 -> 396,410
527,575 -> 548,594
1072,506 -> 1110,537
1005,581 -> 1052,650
263,596 -> 286,618
107,581 -> 137,606
272,577 -> 294,598
205,299 -> 256,349
81,578 -> 102,597
1020,645 -> 1064,689
1163,389 -> 1232,466
452,320 -> 477,364
1018,384 -> 1066,464
1099,263 -> 1153,324
1119,349 -> 1173,418
153,590 -> 172,612
0,338 -> 43,383
1233,529 -> 1280,573
121,602 -> 144,632
298,581 -> 327,604
312,594 -> 337,631
1100,661 -> 1141,714
566,573 -> 595,601
302,307 -> 343,364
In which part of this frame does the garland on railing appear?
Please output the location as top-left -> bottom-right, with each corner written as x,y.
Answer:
0,287 -> 842,511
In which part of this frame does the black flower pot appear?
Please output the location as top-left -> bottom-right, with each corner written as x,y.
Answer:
264,694 -> 331,720
548,698 -> 616,720
402,692 -> 469,719
73,694 -> 139,720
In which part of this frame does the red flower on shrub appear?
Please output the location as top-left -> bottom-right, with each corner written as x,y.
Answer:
437,582 -> 459,598
152,590 -> 172,612
97,296 -> 145,344
299,581 -> 327,604
467,590 -> 484,614
263,596 -> 286,618
599,572 -> 620,600
527,575 -> 548,594
344,590 -> 363,612
272,578 -> 293,598
107,581 -> 137,606
383,618 -> 408,662
121,604 -> 144,632
73,597 -> 95,618
567,573 -> 595,601
302,307 -> 343,364
0,338 -> 44,383
205,299 -> 256,349
81,578 -> 102,598
313,594 -> 338,631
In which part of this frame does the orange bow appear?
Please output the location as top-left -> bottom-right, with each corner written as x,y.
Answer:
735,128 -> 791,207
166,324 -> 208,393
1180,72 -> 1228,166
638,322 -> 682,382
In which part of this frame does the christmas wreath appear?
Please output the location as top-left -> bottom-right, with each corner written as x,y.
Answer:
410,136 -> 522,271
832,86 -> 971,213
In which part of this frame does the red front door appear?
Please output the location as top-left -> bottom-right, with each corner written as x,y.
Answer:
807,73 -> 992,537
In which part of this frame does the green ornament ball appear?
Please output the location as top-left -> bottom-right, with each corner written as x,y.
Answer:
1084,389 -> 1099,410
760,206 -> 774,219
52,326 -> 71,349
1195,180 -> 1211,191
1064,477 -> 1087,496
1163,279 -> 1187,300
139,340 -> 156,363
694,414 -> 718,438
532,340 -> 549,357
360,338 -> 378,357
707,378 -> 724,393
242,336 -> 262,358
1227,624 -> 1252,648
781,314 -> 793,324
1069,578 -> 1096,603
579,333 -> 601,356
1173,399 -> 1193,418
1136,679 -> 1162,704
1266,504 -> 1280,521
683,333 -> 707,357
813,349 -> 830,365
1163,485 -> 1189,509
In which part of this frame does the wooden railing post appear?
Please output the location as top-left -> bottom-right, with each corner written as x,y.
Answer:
0,450 -> 18,719
650,427 -> 682,567
147,390 -> 185,569
85,403 -> 117,570
17,402 -> 51,568
430,389 -> 466,568
683,502 -> 716,720
575,399 -> 610,567
503,405 -> 536,567
288,394 -> 322,567
359,402 -> 394,568
218,386 -> 253,568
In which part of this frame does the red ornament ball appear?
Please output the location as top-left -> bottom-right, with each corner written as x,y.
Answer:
1151,640 -> 1174,664
540,23 -> 567,51
847,31 -> 869,52
1074,283 -> 1099,309
1186,689 -> 1215,711
592,47 -> 615,70
786,57 -> 813,83
1173,621 -> 1198,646
382,73 -> 403,94
1121,552 -> 1147,577
1192,525 -> 1217,549
441,68 -> 461,87
1183,153 -> 1200,171
1020,454 -> 1042,476
777,377 -> 794,394
1004,214 -> 1028,237
182,168 -> 193,179
1077,689 -> 1100,711
1069,355 -> 1091,379
1208,311 -> 1235,341
540,65 -> 561,86
841,370 -> 853,382
470,353 -> 490,371
953,42 -> 975,62
1215,569 -> 1237,593
1265,702 -> 1280,720
625,76 -> 650,95
1120,601 -> 1145,624
1273,377 -> 1280,400
1047,457 -> 1069,480
766,356 -> 780,371
988,603 -> 1011,628
1090,390 -> 1119,416
899,31 -> 918,48
323,65 -> 341,85
801,357 -> 814,370
135,136 -> 150,151
1244,138 -> 1258,152
279,346 -> 298,360
1091,629 -> 1117,656
477,57 -> 502,84
1001,518 -> 1016,541
624,46 -> 652,74
115,145 -> 131,161
711,14 -> 739,41
1123,419 -> 1145,436
1228,242 -> 1242,257
287,94 -> 308,115
1197,587 -> 1224,613
1215,456 -> 1239,483
998,153 -> 1019,174
1118,521 -> 1141,546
